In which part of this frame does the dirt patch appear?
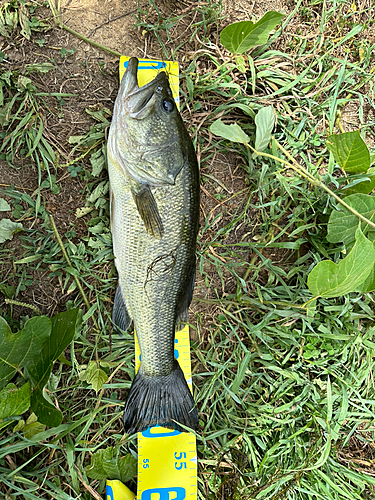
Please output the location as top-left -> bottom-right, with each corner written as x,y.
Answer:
224,0 -> 289,21
61,0 -> 141,58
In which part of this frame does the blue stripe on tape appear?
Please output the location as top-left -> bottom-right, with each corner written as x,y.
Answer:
123,60 -> 167,70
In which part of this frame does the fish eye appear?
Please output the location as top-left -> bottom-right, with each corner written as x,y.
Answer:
162,98 -> 174,113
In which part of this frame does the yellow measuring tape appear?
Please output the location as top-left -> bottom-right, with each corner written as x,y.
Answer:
105,57 -> 197,500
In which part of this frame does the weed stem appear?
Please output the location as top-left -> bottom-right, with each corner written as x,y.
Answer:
47,0 -> 122,58
59,23 -> 122,58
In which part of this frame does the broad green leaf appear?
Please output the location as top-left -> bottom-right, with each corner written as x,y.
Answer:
210,119 -> 250,145
112,454 -> 137,483
0,218 -> 22,243
68,135 -> 84,144
343,166 -> 375,196
16,412 -> 46,437
220,12 -> 285,54
86,448 -> 114,480
27,308 -> 79,426
90,368 -> 108,392
0,316 -> 51,391
23,421 -> 46,439
326,131 -> 370,173
356,265 -> 375,293
0,198 -> 10,211
86,447 -> 137,482
79,360 -> 108,393
327,193 -> 375,246
30,387 -> 63,428
254,106 -> 275,153
0,382 -> 30,420
307,226 -> 375,298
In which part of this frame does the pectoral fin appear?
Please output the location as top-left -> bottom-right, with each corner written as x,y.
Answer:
131,183 -> 164,239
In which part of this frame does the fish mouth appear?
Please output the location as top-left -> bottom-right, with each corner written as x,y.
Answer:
120,57 -> 168,118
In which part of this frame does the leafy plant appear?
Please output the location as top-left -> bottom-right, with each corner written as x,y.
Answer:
0,198 -> 11,211
0,0 -> 48,40
0,382 -> 30,422
79,360 -> 108,393
60,46 -> 76,58
220,11 -> 285,55
86,446 -> 137,483
210,118 -> 250,145
327,193 -> 375,247
210,115 -> 375,299
0,64 -> 58,186
0,308 -> 79,428
307,226 -> 375,297
254,106 -> 275,153
0,218 -> 22,243
307,132 -> 375,297
326,130 -> 370,173
68,164 -> 82,178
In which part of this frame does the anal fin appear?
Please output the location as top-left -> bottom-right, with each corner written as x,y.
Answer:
113,284 -> 132,334
175,260 -> 196,332
131,183 -> 163,239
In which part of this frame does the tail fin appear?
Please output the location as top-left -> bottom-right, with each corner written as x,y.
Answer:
123,361 -> 198,435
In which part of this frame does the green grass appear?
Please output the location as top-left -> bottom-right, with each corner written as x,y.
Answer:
1,0 -> 375,498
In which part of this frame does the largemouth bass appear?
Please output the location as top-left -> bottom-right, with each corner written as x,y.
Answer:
107,58 -> 199,435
